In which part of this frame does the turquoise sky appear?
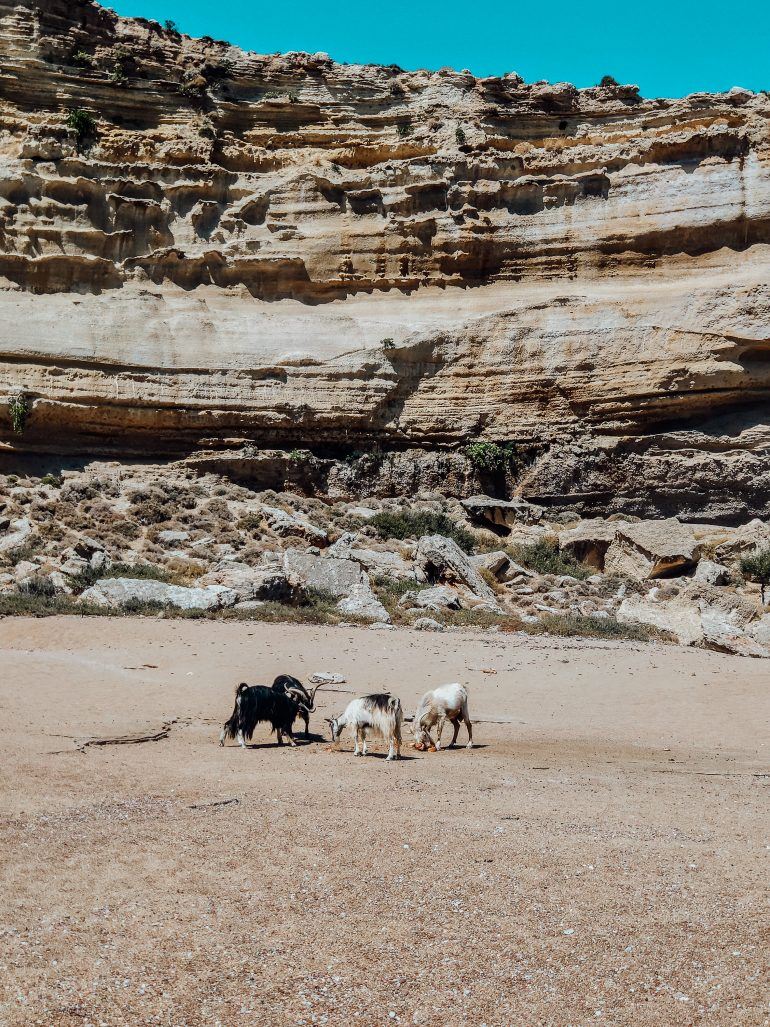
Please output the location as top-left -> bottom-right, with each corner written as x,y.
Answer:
107,0 -> 769,99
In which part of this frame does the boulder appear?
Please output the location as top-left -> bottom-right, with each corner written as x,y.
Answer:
604,519 -> 700,579
413,617 -> 445,632
694,560 -> 730,586
262,505 -> 328,545
714,519 -> 770,564
336,581 -> 391,623
470,550 -> 511,580
414,534 -> 501,611
558,518 -> 622,570
198,561 -> 291,601
283,549 -> 364,597
461,495 -> 544,528
618,582 -> 768,657
399,585 -> 462,611
0,518 -> 32,553
326,533 -> 414,580
157,529 -> 191,546
79,577 -> 238,610
73,535 -> 104,559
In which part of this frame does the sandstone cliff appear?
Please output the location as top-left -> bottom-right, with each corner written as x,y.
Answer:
0,0 -> 769,520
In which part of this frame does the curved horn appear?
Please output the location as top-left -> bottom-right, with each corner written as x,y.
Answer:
302,682 -> 324,713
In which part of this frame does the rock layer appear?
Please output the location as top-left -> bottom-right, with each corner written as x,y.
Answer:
0,0 -> 769,519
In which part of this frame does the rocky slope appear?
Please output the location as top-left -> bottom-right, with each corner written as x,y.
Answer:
0,0 -> 769,520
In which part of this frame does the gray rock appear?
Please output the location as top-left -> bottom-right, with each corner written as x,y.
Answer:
326,533 -> 415,580
413,617 -> 445,632
0,518 -> 32,553
336,581 -> 391,624
695,559 -> 731,586
470,550 -> 511,579
415,534 -> 501,611
198,562 -> 291,601
604,519 -> 700,579
90,550 -> 110,572
234,600 -> 266,611
461,495 -> 544,527
399,585 -> 462,611
262,505 -> 328,545
79,578 -> 238,610
559,518 -> 621,570
283,549 -> 364,598
73,535 -> 104,559
157,529 -> 191,545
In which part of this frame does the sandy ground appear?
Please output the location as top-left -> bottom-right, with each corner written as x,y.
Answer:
0,617 -> 767,1027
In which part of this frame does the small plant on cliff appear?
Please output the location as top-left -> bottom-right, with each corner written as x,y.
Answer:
396,122 -> 412,137
599,75 -> 619,87
464,441 -> 518,473
8,393 -> 30,435
164,19 -> 179,32
65,108 -> 97,150
455,126 -> 466,145
381,337 -> 395,350
72,50 -> 94,68
740,547 -> 770,604
371,510 -> 476,554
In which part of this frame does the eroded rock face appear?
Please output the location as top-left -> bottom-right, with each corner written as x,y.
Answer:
0,2 -> 769,519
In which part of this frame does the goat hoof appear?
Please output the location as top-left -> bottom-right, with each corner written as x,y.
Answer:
428,745 -> 437,753
466,743 -> 474,749
413,742 -> 425,751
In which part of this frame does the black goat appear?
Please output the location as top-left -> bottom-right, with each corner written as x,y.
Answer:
271,675 -> 320,736
219,683 -> 305,748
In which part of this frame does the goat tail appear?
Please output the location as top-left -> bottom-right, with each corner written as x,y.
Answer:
221,683 -> 250,742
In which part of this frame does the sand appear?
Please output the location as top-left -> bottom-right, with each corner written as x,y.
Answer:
0,616 -> 767,1026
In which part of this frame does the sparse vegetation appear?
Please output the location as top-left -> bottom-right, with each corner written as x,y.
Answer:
381,337 -> 395,350
396,122 -> 412,137
508,538 -> 590,580
599,75 -> 619,87
72,50 -> 93,68
527,613 -> 670,643
65,108 -> 97,150
8,392 -> 30,435
371,510 -> 476,554
740,547 -> 770,604
455,126 -> 466,145
464,441 -> 518,473
164,19 -> 179,32
41,473 -> 63,488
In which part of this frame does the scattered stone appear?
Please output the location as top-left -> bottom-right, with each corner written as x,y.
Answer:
470,550 -> 511,579
413,617 -> 445,631
309,672 -> 345,684
157,529 -> 191,545
695,559 -> 731,586
0,518 -> 32,553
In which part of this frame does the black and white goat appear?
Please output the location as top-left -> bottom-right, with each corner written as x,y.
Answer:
219,676 -> 321,748
413,683 -> 473,751
326,694 -> 403,760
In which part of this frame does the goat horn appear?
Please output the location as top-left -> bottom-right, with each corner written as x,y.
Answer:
302,682 -> 324,712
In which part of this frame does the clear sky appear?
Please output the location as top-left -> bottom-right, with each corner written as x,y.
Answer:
107,0 -> 769,99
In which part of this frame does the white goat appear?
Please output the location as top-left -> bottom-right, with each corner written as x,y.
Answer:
413,683 -> 473,751
326,693 -> 403,760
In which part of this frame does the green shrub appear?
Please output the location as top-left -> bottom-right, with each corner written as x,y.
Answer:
396,122 -> 412,137
66,108 -> 97,150
508,538 -> 589,579
101,562 -> 173,582
371,510 -> 475,553
8,393 -> 30,435
41,473 -> 62,488
464,441 -> 518,473
599,75 -> 619,87
73,50 -> 93,68
18,575 -> 56,598
740,547 -> 770,603
455,126 -> 466,145
164,19 -> 179,32
381,337 -> 395,350
531,613 -> 669,642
